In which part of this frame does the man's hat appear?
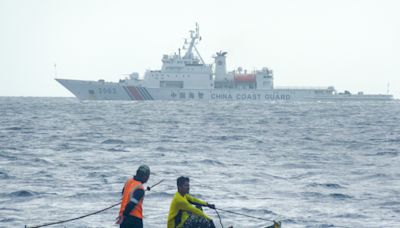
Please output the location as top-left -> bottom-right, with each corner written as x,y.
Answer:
137,165 -> 150,176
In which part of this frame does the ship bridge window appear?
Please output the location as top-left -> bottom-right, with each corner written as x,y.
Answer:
160,81 -> 183,88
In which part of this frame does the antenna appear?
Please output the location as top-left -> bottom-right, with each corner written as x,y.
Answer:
54,63 -> 57,78
387,82 -> 390,94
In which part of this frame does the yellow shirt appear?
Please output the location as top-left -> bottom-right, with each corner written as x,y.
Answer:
167,192 -> 211,228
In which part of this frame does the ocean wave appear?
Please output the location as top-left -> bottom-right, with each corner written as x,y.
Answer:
301,191 -> 353,200
32,158 -> 52,164
0,146 -> 17,150
231,163 -> 244,167
0,152 -> 18,160
68,192 -> 95,199
303,136 -> 315,141
1,98 -> 400,227
56,143 -> 73,150
70,138 -> 90,142
0,207 -> 20,212
127,121 -> 143,126
307,183 -> 344,189
301,191 -> 324,198
0,218 -> 16,223
309,223 -> 335,227
198,159 -> 225,166
107,148 -> 129,152
8,190 -> 38,197
240,178 -> 263,184
0,171 -> 10,179
329,193 -> 352,200
334,213 -> 367,218
176,160 -> 190,165
155,146 -> 169,152
361,173 -> 388,180
386,138 -> 400,143
213,135 -> 245,141
391,208 -> 400,214
81,117 -> 105,122
33,170 -> 53,178
148,191 -> 174,198
378,201 -> 400,206
374,151 -> 399,157
4,126 -> 32,131
101,139 -> 125,144
255,119 -> 270,125
87,172 -> 108,178
241,208 -> 276,216
280,163 -> 315,169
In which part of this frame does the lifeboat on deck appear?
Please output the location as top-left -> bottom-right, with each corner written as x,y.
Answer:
234,74 -> 256,82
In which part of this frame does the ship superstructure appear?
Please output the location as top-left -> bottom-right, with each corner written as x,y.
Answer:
56,24 -> 392,101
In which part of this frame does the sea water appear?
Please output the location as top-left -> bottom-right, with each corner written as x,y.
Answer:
0,97 -> 399,228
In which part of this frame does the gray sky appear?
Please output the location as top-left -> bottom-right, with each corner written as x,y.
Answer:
1,0 -> 399,98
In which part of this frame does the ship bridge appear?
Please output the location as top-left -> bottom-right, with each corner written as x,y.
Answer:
143,23 -> 213,89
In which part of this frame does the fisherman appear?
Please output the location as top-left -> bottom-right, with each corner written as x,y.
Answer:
168,176 -> 216,228
116,165 -> 150,228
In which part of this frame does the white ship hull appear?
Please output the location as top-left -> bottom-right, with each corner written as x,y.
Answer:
55,25 -> 393,102
56,79 -> 393,101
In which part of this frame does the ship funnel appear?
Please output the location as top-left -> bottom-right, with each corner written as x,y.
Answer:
214,51 -> 227,80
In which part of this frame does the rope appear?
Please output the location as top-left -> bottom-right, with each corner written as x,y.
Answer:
214,208 -> 224,228
25,202 -> 120,228
216,207 -> 275,222
146,179 -> 164,191
25,179 -> 164,228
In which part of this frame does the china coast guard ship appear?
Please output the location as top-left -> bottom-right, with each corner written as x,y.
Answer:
56,25 -> 392,101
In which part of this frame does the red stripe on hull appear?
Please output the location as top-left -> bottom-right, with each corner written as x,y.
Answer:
126,86 -> 144,100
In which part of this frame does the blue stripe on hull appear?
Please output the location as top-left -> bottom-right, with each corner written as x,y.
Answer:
137,87 -> 149,100
143,88 -> 154,100
138,87 -> 153,100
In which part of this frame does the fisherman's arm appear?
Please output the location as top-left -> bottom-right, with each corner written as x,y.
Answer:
123,188 -> 145,216
176,200 -> 212,220
186,194 -> 215,208
186,194 -> 207,206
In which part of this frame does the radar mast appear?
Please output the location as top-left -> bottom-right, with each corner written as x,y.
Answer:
182,23 -> 204,64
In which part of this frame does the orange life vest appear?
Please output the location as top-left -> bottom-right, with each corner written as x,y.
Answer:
119,178 -> 144,219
